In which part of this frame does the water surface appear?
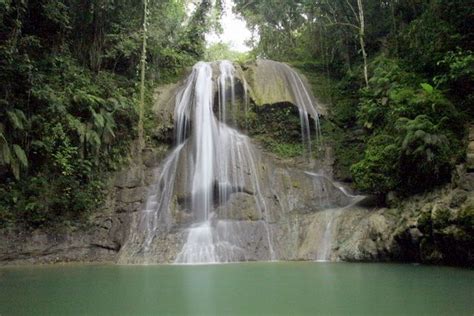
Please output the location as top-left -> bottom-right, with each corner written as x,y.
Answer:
0,262 -> 473,315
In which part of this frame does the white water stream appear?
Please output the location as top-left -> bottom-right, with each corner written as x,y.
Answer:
119,60 -> 359,264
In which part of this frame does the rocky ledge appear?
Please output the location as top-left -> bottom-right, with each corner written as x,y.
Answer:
0,72 -> 472,267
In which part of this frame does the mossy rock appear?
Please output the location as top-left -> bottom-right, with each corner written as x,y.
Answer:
458,202 -> 474,228
449,189 -> 468,208
242,60 -> 326,117
431,205 -> 452,229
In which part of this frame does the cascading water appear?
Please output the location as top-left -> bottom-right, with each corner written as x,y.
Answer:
118,59 -> 361,264
120,61 -> 276,264
245,60 -> 323,155
279,62 -> 322,156
174,61 -> 278,263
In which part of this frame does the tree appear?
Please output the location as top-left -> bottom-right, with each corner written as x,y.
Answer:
138,0 -> 149,152
321,0 -> 368,86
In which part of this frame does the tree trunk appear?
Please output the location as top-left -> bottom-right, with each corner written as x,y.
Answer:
357,0 -> 369,87
138,0 -> 148,152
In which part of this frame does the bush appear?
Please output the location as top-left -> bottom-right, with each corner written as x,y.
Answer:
0,54 -> 137,229
351,135 -> 399,194
352,56 -> 464,196
396,115 -> 458,192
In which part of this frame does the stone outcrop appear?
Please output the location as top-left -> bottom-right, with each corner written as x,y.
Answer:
0,144 -> 168,265
241,60 -> 327,116
0,65 -> 472,267
331,168 -> 474,266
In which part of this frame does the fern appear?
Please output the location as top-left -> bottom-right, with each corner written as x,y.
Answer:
13,144 -> 28,168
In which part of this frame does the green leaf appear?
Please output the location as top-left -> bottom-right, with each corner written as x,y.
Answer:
0,141 -> 11,165
93,112 -> 105,128
86,130 -> 101,147
10,159 -> 20,180
7,111 -> 24,130
14,109 -> 27,123
414,130 -> 426,139
106,125 -> 116,138
420,83 -> 434,94
31,140 -> 46,148
13,144 -> 28,168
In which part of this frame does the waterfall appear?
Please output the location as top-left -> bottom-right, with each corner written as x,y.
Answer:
118,60 -> 358,265
247,60 -> 324,155
280,62 -> 322,156
174,61 -> 274,263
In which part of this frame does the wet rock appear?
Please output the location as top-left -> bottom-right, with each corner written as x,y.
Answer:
242,60 -> 326,116
151,82 -> 182,141
459,173 -> 474,191
114,166 -> 144,188
144,169 -> 157,186
215,192 -> 262,221
142,147 -> 169,168
335,210 -> 395,261
0,227 -> 119,265
117,187 -> 145,204
450,189 -> 468,208
116,201 -> 142,213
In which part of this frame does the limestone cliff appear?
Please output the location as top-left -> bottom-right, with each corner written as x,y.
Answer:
0,62 -> 471,267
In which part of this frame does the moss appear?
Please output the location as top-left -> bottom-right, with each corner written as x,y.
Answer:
411,198 -> 474,265
243,61 -> 301,107
417,209 -> 433,234
320,119 -> 365,181
458,202 -> 474,228
246,101 -> 309,159
254,135 -> 304,158
431,206 -> 451,229
292,64 -> 333,106
449,189 -> 468,207
351,135 -> 400,194
441,225 -> 470,242
295,65 -> 364,182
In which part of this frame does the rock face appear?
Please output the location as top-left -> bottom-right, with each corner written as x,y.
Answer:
0,142 -> 170,266
242,60 -> 327,117
0,215 -> 124,265
0,63 -> 472,267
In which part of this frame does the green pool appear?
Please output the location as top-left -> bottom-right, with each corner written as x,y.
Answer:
0,262 -> 473,315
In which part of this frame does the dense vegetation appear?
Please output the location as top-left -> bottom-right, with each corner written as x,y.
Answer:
234,0 -> 473,198
0,0 -> 472,229
0,0 -> 217,228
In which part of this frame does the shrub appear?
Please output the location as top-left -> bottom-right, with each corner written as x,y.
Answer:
351,134 -> 399,194
352,56 -> 464,196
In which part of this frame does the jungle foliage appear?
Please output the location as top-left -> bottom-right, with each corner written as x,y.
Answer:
0,0 -> 216,228
1,0 -> 473,228
234,0 -> 473,197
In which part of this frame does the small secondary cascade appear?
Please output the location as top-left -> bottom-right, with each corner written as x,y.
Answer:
248,60 -> 324,155
119,60 -> 358,264
306,172 -> 365,261
278,62 -> 323,156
